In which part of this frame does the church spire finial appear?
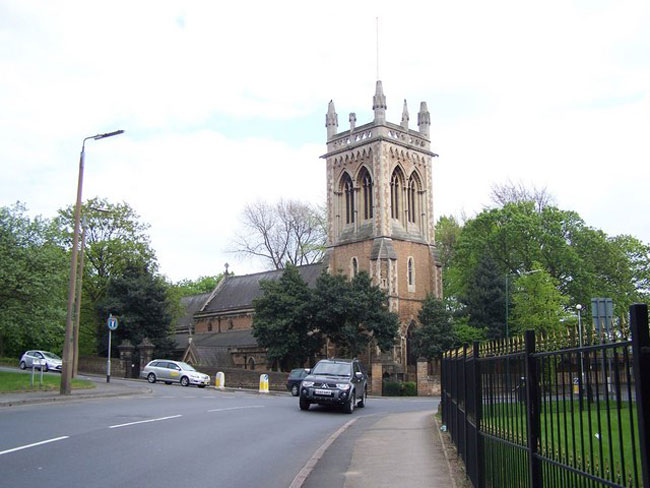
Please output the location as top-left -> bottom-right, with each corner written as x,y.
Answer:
417,101 -> 430,138
401,99 -> 409,129
326,100 -> 338,139
372,80 -> 387,124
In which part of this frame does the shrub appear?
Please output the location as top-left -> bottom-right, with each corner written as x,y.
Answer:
382,380 -> 418,396
402,381 -> 417,396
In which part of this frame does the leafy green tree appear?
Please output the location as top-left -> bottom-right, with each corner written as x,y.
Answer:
312,272 -> 399,357
96,262 -> 174,357
252,264 -> 321,369
173,274 -> 223,297
462,254 -> 506,340
55,198 -> 158,353
510,266 -> 569,335
412,295 -> 457,360
0,203 -> 68,357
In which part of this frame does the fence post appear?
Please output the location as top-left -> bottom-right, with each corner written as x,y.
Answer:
472,340 -> 484,488
524,330 -> 542,488
630,303 -> 650,488
462,344 -> 468,464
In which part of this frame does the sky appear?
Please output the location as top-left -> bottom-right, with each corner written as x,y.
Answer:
1,0 -> 649,282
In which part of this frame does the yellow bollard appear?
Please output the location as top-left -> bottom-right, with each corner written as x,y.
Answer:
215,372 -> 225,390
259,374 -> 269,393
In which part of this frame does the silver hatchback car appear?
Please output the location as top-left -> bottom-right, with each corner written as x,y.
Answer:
140,360 -> 210,388
19,350 -> 62,372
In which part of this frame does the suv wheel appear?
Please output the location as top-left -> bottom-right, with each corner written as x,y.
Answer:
299,397 -> 310,411
344,392 -> 355,414
358,389 -> 367,408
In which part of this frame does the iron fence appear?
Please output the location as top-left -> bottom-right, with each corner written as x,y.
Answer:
442,303 -> 650,488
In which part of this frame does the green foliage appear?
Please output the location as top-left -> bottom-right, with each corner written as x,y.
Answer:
412,295 -> 457,360
0,203 -> 68,357
252,264 -> 321,369
382,381 -> 417,396
312,271 -> 399,357
453,319 -> 486,345
173,274 -> 223,297
510,266 -> 569,335
462,254 -> 506,340
0,370 -> 93,392
96,262 -> 174,357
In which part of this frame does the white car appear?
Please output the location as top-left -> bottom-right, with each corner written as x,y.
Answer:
19,350 -> 62,372
140,360 -> 210,387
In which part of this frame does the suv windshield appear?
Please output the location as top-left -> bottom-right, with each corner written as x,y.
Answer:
312,362 -> 351,377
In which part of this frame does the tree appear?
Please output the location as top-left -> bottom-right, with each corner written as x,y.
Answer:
55,198 -> 158,353
312,272 -> 399,357
0,203 -> 68,357
412,295 -> 457,360
96,262 -> 174,357
252,265 -> 321,369
232,199 -> 326,270
489,179 -> 555,212
461,254 -> 506,340
172,274 -> 223,297
509,267 -> 569,335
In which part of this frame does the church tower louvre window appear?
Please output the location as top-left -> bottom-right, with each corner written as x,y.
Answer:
321,80 -> 443,373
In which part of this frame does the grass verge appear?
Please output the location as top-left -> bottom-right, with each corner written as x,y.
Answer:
0,370 -> 94,393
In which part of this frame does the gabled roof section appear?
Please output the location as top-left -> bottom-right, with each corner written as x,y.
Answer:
201,263 -> 325,314
174,292 -> 212,330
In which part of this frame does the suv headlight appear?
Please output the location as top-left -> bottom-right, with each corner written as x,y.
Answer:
302,381 -> 314,387
336,384 -> 351,390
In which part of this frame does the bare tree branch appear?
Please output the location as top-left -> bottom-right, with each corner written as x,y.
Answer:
489,179 -> 555,212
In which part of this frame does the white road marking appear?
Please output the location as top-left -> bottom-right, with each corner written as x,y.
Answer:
207,405 -> 265,413
109,415 -> 182,429
0,436 -> 69,456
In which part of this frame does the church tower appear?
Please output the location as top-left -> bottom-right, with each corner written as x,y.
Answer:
322,81 -> 443,376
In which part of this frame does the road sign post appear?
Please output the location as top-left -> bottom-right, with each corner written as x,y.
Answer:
107,314 -> 118,383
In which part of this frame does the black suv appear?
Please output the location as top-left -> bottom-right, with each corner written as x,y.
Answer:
299,358 -> 367,413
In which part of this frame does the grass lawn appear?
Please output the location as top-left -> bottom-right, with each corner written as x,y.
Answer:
0,370 -> 95,393
482,399 -> 642,486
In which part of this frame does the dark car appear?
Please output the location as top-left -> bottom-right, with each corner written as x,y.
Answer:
299,358 -> 367,413
287,368 -> 309,396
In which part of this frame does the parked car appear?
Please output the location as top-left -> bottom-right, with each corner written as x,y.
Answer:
19,350 -> 62,372
140,360 -> 210,388
286,368 -> 309,396
299,358 -> 367,413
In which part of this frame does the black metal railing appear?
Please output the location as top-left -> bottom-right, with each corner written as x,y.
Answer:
442,303 -> 650,488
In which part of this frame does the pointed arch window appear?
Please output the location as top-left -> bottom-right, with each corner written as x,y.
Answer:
407,179 -> 417,224
341,173 -> 355,224
408,257 -> 414,287
360,168 -> 374,220
390,169 -> 403,220
351,257 -> 358,277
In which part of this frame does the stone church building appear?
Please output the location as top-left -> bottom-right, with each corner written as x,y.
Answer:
177,81 -> 442,392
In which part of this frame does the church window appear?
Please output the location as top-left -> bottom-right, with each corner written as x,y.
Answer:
248,357 -> 256,370
360,168 -> 373,220
351,257 -> 358,277
341,173 -> 355,224
390,168 -> 404,220
407,179 -> 417,223
407,257 -> 415,291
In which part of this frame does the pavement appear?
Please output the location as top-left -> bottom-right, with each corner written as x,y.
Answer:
1,374 -> 457,488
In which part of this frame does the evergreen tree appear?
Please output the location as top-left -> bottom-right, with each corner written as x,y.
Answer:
252,264 -> 321,369
96,262 -> 174,357
462,254 -> 506,340
413,295 -> 457,360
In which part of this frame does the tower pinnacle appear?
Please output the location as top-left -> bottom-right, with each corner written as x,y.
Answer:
372,80 -> 387,124
401,99 -> 409,129
326,100 -> 338,139
417,101 -> 430,138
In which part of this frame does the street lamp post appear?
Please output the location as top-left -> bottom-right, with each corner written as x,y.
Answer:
60,130 -> 124,395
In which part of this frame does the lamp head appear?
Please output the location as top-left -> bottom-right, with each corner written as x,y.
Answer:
576,304 -> 583,311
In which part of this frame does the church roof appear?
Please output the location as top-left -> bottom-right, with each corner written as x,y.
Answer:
175,292 -> 212,330
201,263 -> 325,314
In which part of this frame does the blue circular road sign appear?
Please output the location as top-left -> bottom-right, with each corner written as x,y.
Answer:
107,316 -> 118,331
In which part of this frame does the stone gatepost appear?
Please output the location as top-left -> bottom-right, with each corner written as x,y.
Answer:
371,362 -> 383,396
117,340 -> 135,378
417,358 -> 430,397
138,338 -> 155,369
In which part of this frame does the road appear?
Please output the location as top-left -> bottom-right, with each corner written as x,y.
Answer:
0,378 -> 437,488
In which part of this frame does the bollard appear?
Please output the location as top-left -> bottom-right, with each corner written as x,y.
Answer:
215,372 -> 225,390
259,374 -> 269,393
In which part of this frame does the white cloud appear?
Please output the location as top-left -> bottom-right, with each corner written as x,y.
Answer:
1,0 -> 649,281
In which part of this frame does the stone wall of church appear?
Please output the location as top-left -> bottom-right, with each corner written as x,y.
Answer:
194,313 -> 254,334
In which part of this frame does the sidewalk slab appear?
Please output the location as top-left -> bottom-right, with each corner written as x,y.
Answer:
343,410 -> 454,488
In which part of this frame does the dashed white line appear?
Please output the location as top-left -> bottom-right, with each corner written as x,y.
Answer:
207,406 -> 265,413
0,436 -> 69,456
109,415 -> 182,429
